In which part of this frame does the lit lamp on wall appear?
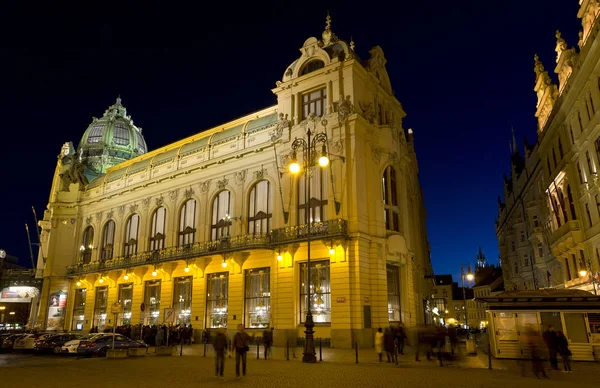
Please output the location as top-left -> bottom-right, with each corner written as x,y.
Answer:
461,264 -> 474,336
579,257 -> 598,295
288,113 -> 329,364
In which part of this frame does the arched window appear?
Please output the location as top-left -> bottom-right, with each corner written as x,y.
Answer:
179,199 -> 197,246
150,207 -> 167,251
211,191 -> 231,240
300,60 -> 324,76
298,168 -> 328,225
101,220 -> 115,261
248,180 -> 272,235
123,214 -> 140,257
382,166 -> 400,232
80,226 -> 94,264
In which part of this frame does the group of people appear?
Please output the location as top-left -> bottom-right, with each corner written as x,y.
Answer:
521,324 -> 572,379
212,324 -> 254,379
374,324 -> 406,363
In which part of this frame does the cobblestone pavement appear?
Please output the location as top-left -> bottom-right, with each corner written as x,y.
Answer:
0,345 -> 598,387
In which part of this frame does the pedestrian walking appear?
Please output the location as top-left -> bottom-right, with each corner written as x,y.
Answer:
262,328 -> 272,360
556,331 -> 572,373
447,324 -> 458,357
156,325 -> 165,347
395,323 -> 406,355
233,324 -> 250,379
542,325 -> 559,370
383,328 -> 395,363
213,328 -> 228,379
375,328 -> 384,362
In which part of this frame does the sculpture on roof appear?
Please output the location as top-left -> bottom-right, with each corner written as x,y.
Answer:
271,113 -> 291,142
359,101 -> 376,124
59,154 -> 88,191
335,95 -> 354,123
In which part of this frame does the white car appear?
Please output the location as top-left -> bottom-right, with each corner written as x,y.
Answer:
13,333 -> 52,350
62,333 -> 104,354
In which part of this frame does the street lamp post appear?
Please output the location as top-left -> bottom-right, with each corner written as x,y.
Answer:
579,257 -> 598,296
289,113 -> 329,364
461,265 -> 474,336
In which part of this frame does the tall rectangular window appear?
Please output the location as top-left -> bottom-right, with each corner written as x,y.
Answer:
144,280 -> 161,326
587,151 -> 595,175
387,264 -> 401,322
558,139 -> 564,159
71,288 -> 87,331
302,88 -> 326,119
206,272 -> 229,328
578,163 -> 585,184
300,260 -> 331,324
118,283 -> 133,325
248,181 -> 272,235
586,203 -> 593,227
298,168 -> 328,224
150,207 -> 167,251
244,268 -> 271,328
570,125 -> 575,144
93,286 -> 108,331
173,276 -> 193,325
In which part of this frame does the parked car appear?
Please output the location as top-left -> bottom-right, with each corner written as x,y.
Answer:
34,334 -> 81,354
61,333 -> 105,354
13,333 -> 53,351
1,334 -> 26,352
77,334 -> 147,357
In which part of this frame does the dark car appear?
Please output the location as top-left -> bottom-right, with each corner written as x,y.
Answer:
34,334 -> 81,354
77,334 -> 147,357
0,334 -> 26,352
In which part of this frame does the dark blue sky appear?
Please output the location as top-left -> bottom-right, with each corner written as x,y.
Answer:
0,1 -> 580,280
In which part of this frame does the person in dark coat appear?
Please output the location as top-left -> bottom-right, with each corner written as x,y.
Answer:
447,324 -> 458,356
233,324 -> 250,379
383,328 -> 395,363
395,324 -> 406,355
556,331 -> 572,372
262,328 -> 272,359
213,328 -> 228,379
542,325 -> 559,370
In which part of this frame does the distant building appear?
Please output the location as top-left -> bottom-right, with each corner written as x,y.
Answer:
0,252 -> 42,330
472,265 -> 504,328
496,3 -> 600,293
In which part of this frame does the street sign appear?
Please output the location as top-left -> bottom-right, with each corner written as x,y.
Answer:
164,308 -> 175,324
111,302 -> 122,314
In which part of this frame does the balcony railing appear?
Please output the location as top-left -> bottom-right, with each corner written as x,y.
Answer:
66,219 -> 349,276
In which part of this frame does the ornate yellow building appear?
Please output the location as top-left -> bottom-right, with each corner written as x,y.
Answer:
496,2 -> 600,294
31,17 -> 432,348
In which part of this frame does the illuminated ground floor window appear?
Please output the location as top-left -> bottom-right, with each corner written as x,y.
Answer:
300,260 -> 331,324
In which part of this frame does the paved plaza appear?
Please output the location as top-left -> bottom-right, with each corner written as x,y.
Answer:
1,344 -> 599,387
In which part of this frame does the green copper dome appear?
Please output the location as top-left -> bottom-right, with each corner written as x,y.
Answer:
78,97 -> 147,177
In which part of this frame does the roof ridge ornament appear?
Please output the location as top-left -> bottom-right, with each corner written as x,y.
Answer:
321,13 -> 338,46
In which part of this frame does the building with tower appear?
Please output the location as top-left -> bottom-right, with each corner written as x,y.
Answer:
496,2 -> 600,294
31,16 -> 432,348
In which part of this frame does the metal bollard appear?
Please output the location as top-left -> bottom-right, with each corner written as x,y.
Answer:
257,342 -> 260,360
354,341 -> 358,364
319,338 -> 322,362
286,341 -> 289,361
203,342 -> 206,357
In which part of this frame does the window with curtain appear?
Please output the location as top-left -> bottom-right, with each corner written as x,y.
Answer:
144,280 -> 161,326
211,191 -> 231,240
248,180 -> 272,235
101,220 -> 115,261
71,288 -> 87,331
150,207 -> 167,251
300,260 -> 331,323
301,87 -> 326,119
124,214 -> 140,257
206,272 -> 229,328
383,165 -> 400,232
173,276 -> 193,325
81,226 -> 94,264
179,199 -> 197,246
244,268 -> 270,328
387,264 -> 401,322
298,168 -> 328,225
118,283 -> 133,325
93,286 -> 108,330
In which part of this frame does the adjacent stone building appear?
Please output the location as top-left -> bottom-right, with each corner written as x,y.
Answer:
496,2 -> 600,294
30,17 -> 432,348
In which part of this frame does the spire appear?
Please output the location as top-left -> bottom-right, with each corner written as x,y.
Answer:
321,12 -> 336,46
511,126 -> 517,154
476,247 -> 487,268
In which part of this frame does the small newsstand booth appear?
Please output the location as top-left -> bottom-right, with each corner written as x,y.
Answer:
476,289 -> 600,361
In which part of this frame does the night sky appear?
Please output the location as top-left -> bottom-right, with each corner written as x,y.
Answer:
0,1 -> 580,280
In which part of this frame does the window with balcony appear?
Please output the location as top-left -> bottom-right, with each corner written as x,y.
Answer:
118,283 -> 133,325
211,191 -> 231,241
144,280 -> 161,325
387,264 -> 401,322
300,260 -> 331,323
248,180 -> 272,236
101,220 -> 115,261
206,272 -> 228,328
383,166 -> 400,232
71,288 -> 86,331
298,168 -> 328,225
302,88 -> 327,119
179,199 -> 197,246
244,268 -> 270,328
81,226 -> 94,264
93,286 -> 108,330
123,214 -> 140,257
173,276 -> 192,325
150,207 -> 166,251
